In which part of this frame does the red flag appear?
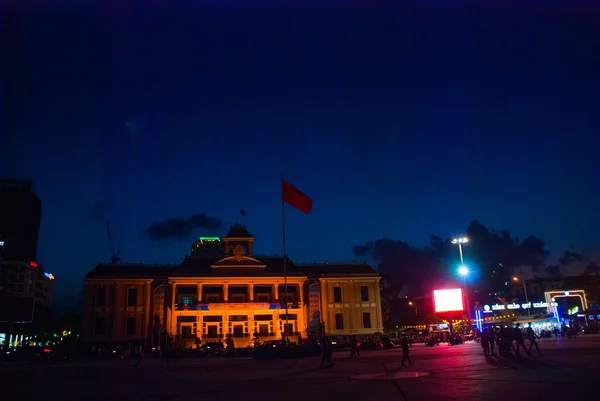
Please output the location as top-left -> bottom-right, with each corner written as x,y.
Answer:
282,179 -> 313,214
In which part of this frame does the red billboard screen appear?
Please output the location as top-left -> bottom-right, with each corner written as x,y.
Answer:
433,289 -> 464,313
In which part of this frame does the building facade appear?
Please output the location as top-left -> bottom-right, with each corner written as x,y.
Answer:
82,224 -> 383,348
0,260 -> 54,309
0,179 -> 42,262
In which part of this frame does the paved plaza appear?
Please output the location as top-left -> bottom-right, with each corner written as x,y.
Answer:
2,335 -> 599,401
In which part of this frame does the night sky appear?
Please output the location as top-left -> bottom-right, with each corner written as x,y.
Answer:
4,2 -> 600,306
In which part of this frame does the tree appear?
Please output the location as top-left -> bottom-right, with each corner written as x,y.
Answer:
545,265 -> 563,277
558,250 -> 583,266
353,239 -> 443,328
583,262 -> 600,277
354,220 -> 550,327
461,221 -> 548,299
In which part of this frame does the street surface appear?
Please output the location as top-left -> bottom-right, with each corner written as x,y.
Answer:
2,335 -> 599,401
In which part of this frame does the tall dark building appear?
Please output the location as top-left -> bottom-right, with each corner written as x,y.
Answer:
0,179 -> 42,262
190,236 -> 225,259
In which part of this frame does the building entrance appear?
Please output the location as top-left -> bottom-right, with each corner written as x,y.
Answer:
207,325 -> 218,339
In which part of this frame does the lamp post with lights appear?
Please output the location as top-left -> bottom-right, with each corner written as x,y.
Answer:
452,237 -> 471,327
513,276 -> 530,316
408,301 -> 418,316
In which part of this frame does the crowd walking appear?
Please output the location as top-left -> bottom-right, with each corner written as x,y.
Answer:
480,322 -> 544,359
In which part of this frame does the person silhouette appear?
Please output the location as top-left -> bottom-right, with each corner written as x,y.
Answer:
526,322 -> 543,356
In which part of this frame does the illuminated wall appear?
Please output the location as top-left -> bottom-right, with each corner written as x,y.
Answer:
319,277 -> 383,336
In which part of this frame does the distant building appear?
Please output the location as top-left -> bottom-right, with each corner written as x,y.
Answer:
82,223 -> 383,348
0,260 -> 55,346
0,179 -> 42,262
190,236 -> 225,259
0,260 -> 54,309
0,180 -> 52,346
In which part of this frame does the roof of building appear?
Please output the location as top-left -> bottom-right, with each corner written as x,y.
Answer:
86,259 -> 378,279
225,223 -> 253,238
176,256 -> 302,277
85,263 -> 172,279
302,262 -> 378,276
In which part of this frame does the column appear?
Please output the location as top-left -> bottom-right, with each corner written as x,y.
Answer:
169,282 -> 176,335
249,283 -> 254,301
144,282 -> 151,344
223,284 -> 229,302
374,280 -> 383,331
197,283 -> 203,304
319,280 -> 328,333
274,284 -> 279,301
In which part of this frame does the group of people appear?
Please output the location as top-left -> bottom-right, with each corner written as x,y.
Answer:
121,342 -> 145,366
480,322 -> 543,358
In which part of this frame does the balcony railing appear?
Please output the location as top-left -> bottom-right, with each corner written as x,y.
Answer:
175,301 -> 300,311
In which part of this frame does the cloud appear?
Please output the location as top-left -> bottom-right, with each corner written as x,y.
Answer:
145,213 -> 222,242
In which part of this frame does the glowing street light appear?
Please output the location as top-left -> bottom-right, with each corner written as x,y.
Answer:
451,237 -> 468,267
452,237 -> 470,326
513,276 -> 531,316
408,301 -> 418,316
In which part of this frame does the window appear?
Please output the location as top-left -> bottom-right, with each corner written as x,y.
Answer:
335,313 -> 344,330
206,294 -> 219,303
127,288 -> 138,306
96,288 -> 106,306
256,294 -> 270,302
94,316 -> 105,335
126,317 -> 136,335
362,312 -> 371,329
181,326 -> 192,336
259,324 -> 269,336
231,294 -> 245,303
360,286 -> 369,302
333,287 -> 342,303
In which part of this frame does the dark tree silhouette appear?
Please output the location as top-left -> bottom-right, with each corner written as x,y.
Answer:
545,265 -> 563,277
583,262 -> 600,277
353,239 -> 443,328
558,250 -> 584,266
353,220 -> 550,327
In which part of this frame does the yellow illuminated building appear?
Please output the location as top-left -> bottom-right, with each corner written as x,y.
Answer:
82,224 -> 383,348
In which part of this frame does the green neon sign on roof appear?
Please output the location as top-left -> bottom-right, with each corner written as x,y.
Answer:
199,237 -> 221,241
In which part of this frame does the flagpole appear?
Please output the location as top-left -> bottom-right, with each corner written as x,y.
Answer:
281,174 -> 289,344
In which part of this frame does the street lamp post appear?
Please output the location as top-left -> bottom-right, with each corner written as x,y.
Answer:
513,277 -> 530,316
408,301 -> 418,316
452,237 -> 471,327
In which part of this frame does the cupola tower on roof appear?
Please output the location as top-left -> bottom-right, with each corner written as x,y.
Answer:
223,223 -> 254,257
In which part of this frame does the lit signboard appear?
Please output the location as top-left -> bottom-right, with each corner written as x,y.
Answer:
199,237 -> 220,241
433,289 -> 464,313
29,261 -> 38,268
483,301 -> 555,313
44,272 -> 55,280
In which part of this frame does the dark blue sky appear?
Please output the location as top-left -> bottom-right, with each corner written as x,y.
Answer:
4,3 -> 600,303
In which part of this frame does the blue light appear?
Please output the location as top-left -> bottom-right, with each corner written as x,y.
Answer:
553,304 -> 560,325
474,310 -> 483,331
